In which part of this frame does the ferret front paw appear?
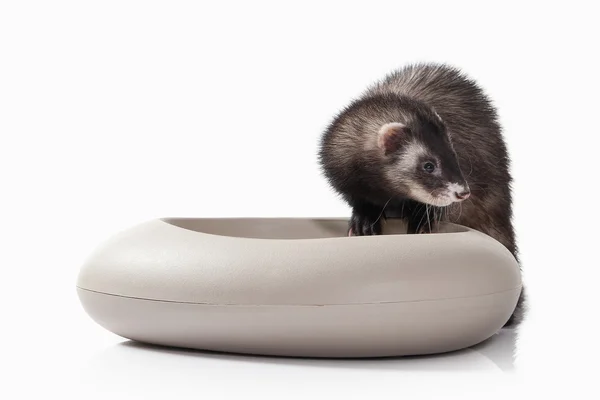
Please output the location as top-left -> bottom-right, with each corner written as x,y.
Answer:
417,222 -> 438,234
348,211 -> 383,236
407,212 -> 439,234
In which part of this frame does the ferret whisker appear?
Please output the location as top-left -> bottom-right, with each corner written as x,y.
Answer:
417,207 -> 428,232
371,196 -> 393,228
467,153 -> 474,177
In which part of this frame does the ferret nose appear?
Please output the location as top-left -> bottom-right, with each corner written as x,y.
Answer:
455,190 -> 471,200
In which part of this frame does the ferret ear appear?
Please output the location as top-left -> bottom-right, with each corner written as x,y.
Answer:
378,123 -> 408,155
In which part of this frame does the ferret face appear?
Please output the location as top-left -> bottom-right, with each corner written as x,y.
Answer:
378,121 -> 470,207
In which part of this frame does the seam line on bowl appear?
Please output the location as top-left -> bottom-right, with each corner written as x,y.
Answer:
76,285 -> 522,307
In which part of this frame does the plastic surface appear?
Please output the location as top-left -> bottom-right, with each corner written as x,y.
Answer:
77,218 -> 521,358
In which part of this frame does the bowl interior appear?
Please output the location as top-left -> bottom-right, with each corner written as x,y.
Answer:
160,218 -> 468,240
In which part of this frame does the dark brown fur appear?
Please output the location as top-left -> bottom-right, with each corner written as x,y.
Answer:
319,63 -> 525,326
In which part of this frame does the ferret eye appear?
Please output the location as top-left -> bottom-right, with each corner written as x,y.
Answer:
423,162 -> 436,173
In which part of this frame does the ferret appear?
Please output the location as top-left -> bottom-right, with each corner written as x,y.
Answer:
319,63 -> 525,327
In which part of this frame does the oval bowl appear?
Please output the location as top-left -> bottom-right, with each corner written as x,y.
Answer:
77,218 -> 521,358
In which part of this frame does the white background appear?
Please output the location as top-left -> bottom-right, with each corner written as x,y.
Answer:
1,1 -> 599,398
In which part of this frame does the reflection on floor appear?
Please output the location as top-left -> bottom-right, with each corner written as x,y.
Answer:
81,328 -> 517,376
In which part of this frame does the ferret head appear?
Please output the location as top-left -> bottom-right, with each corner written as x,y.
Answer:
377,113 -> 470,207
